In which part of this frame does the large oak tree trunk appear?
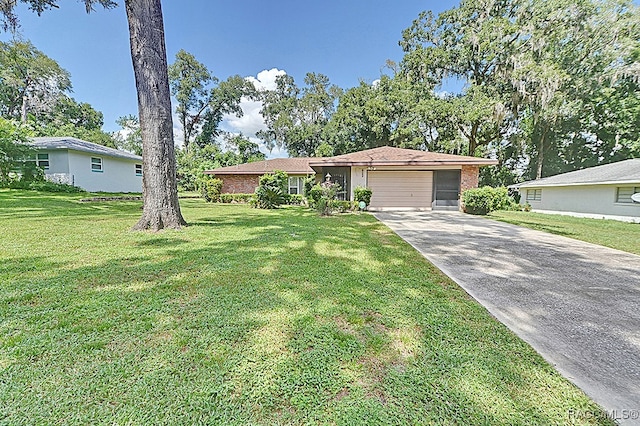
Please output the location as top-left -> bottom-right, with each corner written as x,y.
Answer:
535,121 -> 548,180
125,0 -> 186,230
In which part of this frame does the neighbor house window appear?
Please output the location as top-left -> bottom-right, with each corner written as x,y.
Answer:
36,153 -> 49,170
91,157 -> 103,172
135,164 -> 142,176
288,176 -> 304,195
616,187 -> 640,203
526,189 -> 542,202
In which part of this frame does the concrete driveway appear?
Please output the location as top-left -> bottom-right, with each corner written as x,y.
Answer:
375,211 -> 640,424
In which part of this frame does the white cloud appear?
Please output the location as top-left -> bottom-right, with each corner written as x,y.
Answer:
173,113 -> 184,148
222,97 -> 267,136
222,68 -> 288,137
246,68 -> 287,91
170,68 -> 289,152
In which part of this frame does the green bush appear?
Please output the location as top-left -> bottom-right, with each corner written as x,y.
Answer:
333,200 -> 355,213
254,170 -> 288,209
8,179 -> 84,193
254,185 -> 285,209
201,177 -> 223,202
287,194 -> 305,205
309,182 -> 340,216
307,184 -> 324,209
353,186 -> 373,207
219,193 -> 254,203
462,186 -> 515,215
302,175 -> 316,197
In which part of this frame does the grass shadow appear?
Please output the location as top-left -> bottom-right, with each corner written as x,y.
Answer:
0,196 -> 615,425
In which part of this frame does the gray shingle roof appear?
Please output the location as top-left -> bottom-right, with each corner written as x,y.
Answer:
517,159 -> 640,188
30,137 -> 142,161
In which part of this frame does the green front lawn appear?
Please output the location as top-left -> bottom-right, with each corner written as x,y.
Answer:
490,210 -> 640,255
0,190 -> 612,425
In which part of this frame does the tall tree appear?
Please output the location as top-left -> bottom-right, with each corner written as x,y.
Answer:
193,75 -> 255,148
168,49 -> 212,152
169,51 -> 254,152
124,0 -> 186,230
327,76 -> 423,154
507,0 -> 640,178
400,1 -> 515,157
0,40 -> 72,123
401,0 -> 640,180
223,133 -> 265,164
258,73 -> 342,157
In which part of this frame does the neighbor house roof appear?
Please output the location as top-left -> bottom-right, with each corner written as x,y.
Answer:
308,146 -> 497,167
30,137 -> 142,162
205,157 -> 317,175
516,159 -> 640,188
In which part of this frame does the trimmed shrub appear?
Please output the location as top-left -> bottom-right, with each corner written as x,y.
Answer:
254,170 -> 288,209
219,193 -> 254,203
462,186 -> 514,215
9,180 -> 84,193
353,186 -> 373,207
288,194 -> 305,205
201,177 -> 223,202
333,200 -> 355,213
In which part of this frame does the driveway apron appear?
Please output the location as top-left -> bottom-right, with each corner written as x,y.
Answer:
375,211 -> 640,424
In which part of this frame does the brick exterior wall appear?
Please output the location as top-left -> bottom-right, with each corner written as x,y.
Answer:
459,165 -> 480,211
219,174 -> 260,194
460,165 -> 480,193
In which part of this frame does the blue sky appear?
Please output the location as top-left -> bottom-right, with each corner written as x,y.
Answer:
2,1 -> 459,152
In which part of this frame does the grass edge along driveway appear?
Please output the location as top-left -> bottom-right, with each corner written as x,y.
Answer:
489,210 -> 640,256
0,190 -> 614,425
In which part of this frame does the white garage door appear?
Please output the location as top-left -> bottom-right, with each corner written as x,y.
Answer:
368,171 -> 433,209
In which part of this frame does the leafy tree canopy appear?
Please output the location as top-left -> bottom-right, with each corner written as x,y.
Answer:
0,117 -> 32,183
258,73 -> 342,157
169,50 -> 256,152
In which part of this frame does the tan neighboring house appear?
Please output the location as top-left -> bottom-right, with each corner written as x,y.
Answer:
205,146 -> 497,211
512,158 -> 640,223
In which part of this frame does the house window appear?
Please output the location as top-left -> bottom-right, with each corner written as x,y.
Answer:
91,157 -> 103,172
135,164 -> 142,176
616,187 -> 640,203
25,153 -> 50,170
36,153 -> 49,170
288,176 -> 304,195
526,189 -> 542,202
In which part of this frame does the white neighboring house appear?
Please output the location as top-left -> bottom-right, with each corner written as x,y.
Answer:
30,137 -> 143,193
512,158 -> 640,223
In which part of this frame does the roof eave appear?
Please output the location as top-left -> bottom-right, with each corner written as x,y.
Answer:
309,160 -> 498,167
518,179 -> 640,188
33,143 -> 142,161
205,169 -> 313,175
